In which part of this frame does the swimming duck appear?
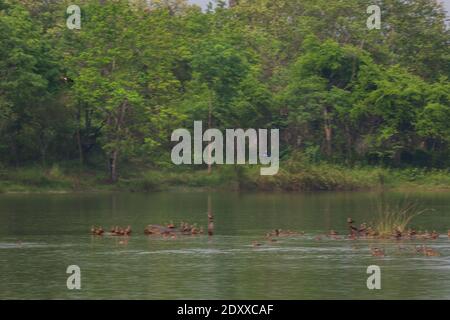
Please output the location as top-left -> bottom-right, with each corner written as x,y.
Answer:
116,227 -> 124,236
329,230 -> 338,236
267,229 -> 300,237
91,226 -> 104,236
371,247 -> 385,257
406,229 -> 416,238
392,227 -> 402,240
347,233 -> 357,240
266,237 -> 277,243
366,227 -> 378,238
181,222 -> 190,233
430,230 -> 439,240
144,225 -> 158,235
91,226 -> 98,234
415,245 -> 425,253
347,218 -> 359,236
266,229 -> 278,237
416,245 -> 440,256
424,247 -> 440,256
167,221 -> 175,229
191,226 -> 200,235
416,246 -> 440,257
252,241 -> 263,247
144,224 -> 174,236
448,230 -> 450,238
328,230 -> 341,240
124,225 -> 132,236
358,223 -> 367,235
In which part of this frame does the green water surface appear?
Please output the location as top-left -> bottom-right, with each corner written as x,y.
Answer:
0,191 -> 449,299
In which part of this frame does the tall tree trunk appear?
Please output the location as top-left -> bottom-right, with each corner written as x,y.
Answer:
109,149 -> 118,183
345,124 -> 353,164
11,137 -> 19,168
76,129 -> 83,166
108,100 -> 128,183
39,132 -> 47,168
323,107 -> 332,156
41,149 -> 46,168
76,105 -> 83,167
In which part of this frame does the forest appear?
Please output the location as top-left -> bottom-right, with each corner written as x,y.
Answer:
0,0 -> 449,192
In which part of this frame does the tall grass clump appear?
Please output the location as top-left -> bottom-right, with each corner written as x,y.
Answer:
373,199 -> 428,237
11,167 -> 51,187
48,164 -> 64,180
124,171 -> 166,192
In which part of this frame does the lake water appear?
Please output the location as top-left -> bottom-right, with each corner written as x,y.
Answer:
0,191 -> 449,299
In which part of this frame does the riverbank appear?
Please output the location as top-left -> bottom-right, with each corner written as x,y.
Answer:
1,162 -> 449,194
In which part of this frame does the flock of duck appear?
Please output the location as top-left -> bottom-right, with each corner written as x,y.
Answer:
91,221 -> 204,239
251,218 -> 449,257
91,217 -> 449,258
90,226 -> 131,236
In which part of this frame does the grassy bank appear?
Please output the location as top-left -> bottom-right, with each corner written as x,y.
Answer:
0,161 -> 449,194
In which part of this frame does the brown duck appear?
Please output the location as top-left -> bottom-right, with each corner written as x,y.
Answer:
416,245 -> 440,256
91,226 -> 104,236
371,247 -> 385,257
430,230 -> 439,240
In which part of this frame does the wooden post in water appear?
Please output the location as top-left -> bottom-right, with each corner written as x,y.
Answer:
207,194 -> 214,236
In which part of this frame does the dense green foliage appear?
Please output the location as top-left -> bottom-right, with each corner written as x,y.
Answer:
0,0 -> 449,186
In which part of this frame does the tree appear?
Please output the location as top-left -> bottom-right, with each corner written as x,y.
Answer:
0,0 -> 65,165
281,37 -> 368,158
67,1 -> 185,181
415,78 -> 450,162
